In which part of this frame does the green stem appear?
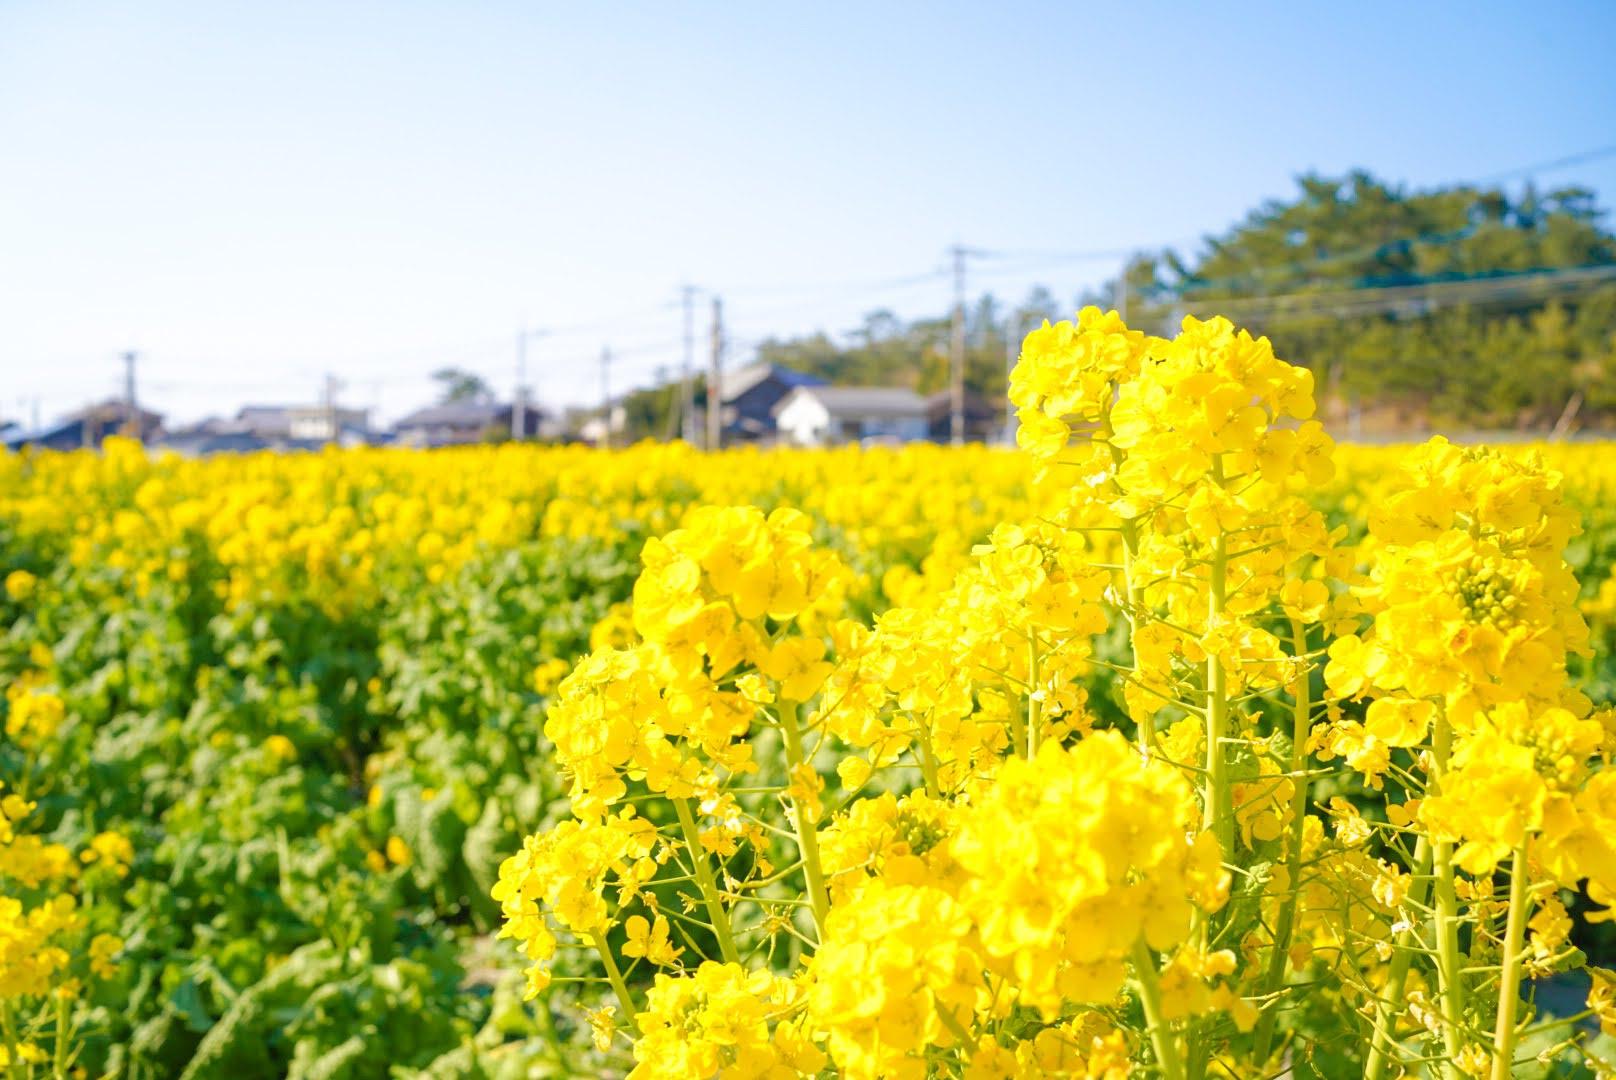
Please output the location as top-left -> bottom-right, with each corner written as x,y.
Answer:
1250,619 -> 1314,1064
935,1003 -> 974,1047
778,701 -> 831,939
672,797 -> 740,964
1364,836 -> 1434,1080
1,1000 -> 23,1080
1201,459 -> 1231,853
589,930 -> 641,1033
1132,939 -> 1186,1080
53,990 -> 71,1079
1102,410 -> 1152,755
1490,841 -> 1531,1080
1187,460 -> 1232,1080
1009,678 -> 1028,763
916,726 -> 941,798
1026,634 -> 1042,758
1430,713 -> 1467,1077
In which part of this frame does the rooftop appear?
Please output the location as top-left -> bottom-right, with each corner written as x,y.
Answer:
775,385 -> 927,418
720,363 -> 824,403
395,400 -> 542,427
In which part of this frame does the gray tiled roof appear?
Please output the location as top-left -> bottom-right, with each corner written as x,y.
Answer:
720,363 -> 824,403
775,386 -> 926,418
395,401 -> 542,428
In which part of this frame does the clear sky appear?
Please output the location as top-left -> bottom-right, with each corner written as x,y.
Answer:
3,1 -> 1615,426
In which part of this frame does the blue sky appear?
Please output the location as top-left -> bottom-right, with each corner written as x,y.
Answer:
3,1 -> 1614,425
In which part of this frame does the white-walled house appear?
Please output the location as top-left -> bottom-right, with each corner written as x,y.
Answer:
772,386 -> 929,446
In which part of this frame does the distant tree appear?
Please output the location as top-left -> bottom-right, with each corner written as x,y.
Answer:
432,368 -> 493,405
1091,171 -> 1616,429
627,174 -> 1616,436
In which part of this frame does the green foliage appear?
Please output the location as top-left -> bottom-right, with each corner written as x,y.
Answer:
0,533 -> 636,1076
431,369 -> 495,406
1117,172 -> 1616,429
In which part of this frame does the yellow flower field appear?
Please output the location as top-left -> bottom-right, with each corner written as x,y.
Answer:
4,314 -> 1616,1077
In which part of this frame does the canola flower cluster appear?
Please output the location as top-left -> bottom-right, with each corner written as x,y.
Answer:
0,682 -> 127,1073
1,584 -> 129,1074
1316,436 -> 1616,1077
494,311 -> 1616,1079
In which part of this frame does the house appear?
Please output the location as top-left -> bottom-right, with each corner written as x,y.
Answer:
234,404 -> 371,441
154,430 -> 279,456
392,401 -> 553,447
577,403 -> 628,448
717,364 -> 825,442
772,386 -> 929,447
925,390 -> 1006,443
3,401 -> 164,450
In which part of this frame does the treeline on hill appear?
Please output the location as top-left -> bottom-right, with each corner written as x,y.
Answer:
613,171 -> 1616,439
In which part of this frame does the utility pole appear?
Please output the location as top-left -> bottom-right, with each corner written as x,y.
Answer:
321,373 -> 341,442
514,327 -> 527,440
599,345 -> 612,450
948,246 -> 970,446
680,285 -> 698,443
707,296 -> 724,452
121,350 -> 139,439
1004,312 -> 1020,445
1118,255 -> 1130,322
657,365 -> 680,442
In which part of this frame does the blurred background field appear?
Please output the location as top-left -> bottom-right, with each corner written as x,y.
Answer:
4,438 -> 1616,1075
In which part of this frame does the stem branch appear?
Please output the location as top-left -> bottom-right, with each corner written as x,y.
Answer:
673,797 -> 740,964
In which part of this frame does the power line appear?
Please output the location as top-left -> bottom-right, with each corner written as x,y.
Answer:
1181,263 -> 1616,322
718,267 -> 947,304
1471,143 -> 1616,186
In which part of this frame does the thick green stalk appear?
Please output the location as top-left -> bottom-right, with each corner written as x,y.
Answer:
1430,715 -> 1467,1077
1,1000 -> 23,1080
1133,939 -> 1187,1080
1364,836 -> 1434,1080
53,990 -> 71,1079
673,797 -> 740,963
1102,411 -> 1151,755
589,929 -> 641,1034
1490,841 -> 1532,1080
1026,634 -> 1042,758
916,727 -> 941,798
779,701 -> 831,938
1188,462 -> 1232,1080
1250,619 -> 1314,1064
1201,504 -> 1231,852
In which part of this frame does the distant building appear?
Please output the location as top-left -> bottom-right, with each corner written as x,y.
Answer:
155,430 -> 279,456
234,405 -> 295,438
392,401 -> 553,447
718,363 -> 825,442
772,386 -> 929,446
576,403 -> 628,448
925,390 -> 1004,443
150,403 -> 372,456
233,404 -> 370,441
3,400 -> 164,451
